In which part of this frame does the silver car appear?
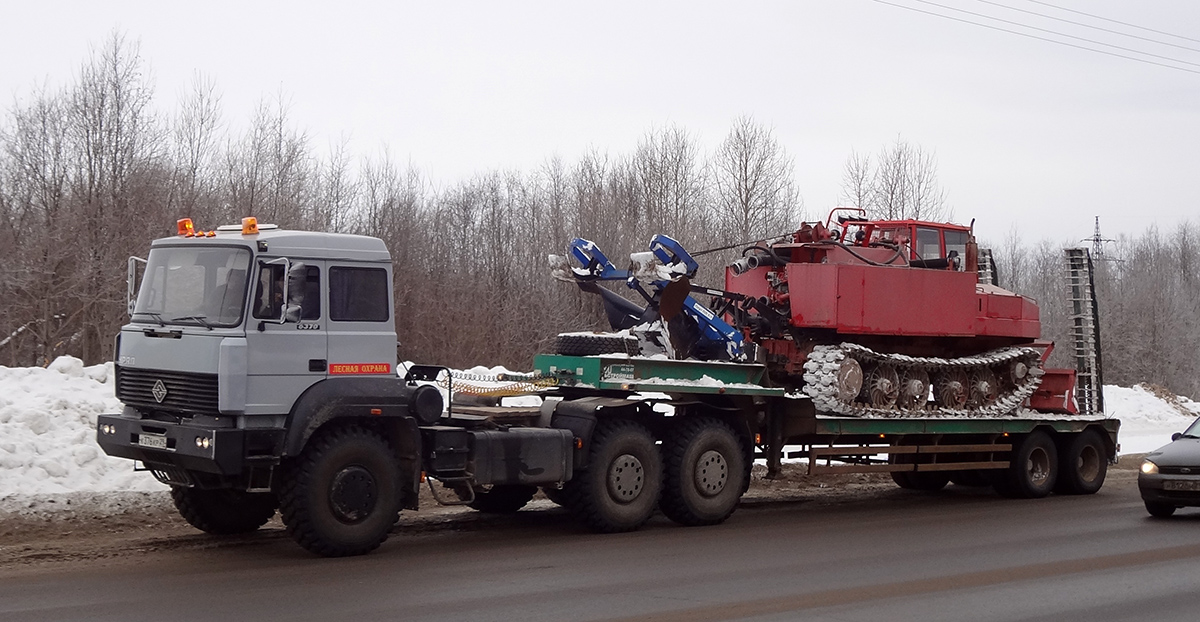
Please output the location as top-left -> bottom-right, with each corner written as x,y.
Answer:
1139,417 -> 1200,517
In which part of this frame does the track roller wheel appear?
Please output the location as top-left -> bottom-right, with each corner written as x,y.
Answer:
995,431 -> 1058,498
660,417 -> 747,526
836,357 -> 864,402
863,364 -> 900,408
896,367 -> 929,411
933,369 -> 969,410
967,368 -> 999,408
563,419 -> 662,533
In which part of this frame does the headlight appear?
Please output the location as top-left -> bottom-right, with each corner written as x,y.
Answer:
1141,460 -> 1159,475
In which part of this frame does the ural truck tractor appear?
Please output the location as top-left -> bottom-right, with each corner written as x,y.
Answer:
97,212 -> 1117,557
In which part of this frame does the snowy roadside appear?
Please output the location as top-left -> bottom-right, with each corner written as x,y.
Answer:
1,357 -> 1197,519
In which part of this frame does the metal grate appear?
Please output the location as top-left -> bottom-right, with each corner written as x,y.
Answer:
1065,248 -> 1104,416
117,366 -> 219,415
147,464 -> 193,486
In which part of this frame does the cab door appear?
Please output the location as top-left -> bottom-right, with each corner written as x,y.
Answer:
325,263 -> 397,377
243,260 -> 327,415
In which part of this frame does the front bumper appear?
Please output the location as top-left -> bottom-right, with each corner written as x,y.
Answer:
97,411 -> 252,476
1138,472 -> 1200,506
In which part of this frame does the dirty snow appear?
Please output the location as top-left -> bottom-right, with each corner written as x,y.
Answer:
0,357 -> 1197,509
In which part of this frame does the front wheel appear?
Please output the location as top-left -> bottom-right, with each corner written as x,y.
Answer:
279,424 -> 402,557
171,487 -> 277,535
563,419 -> 662,533
1145,501 -> 1177,518
660,417 -> 747,526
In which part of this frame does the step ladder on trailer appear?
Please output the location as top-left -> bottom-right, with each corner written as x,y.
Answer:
1065,248 -> 1104,416
977,248 -> 999,286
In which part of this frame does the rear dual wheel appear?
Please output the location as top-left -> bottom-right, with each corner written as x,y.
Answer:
1055,430 -> 1107,495
995,431 -> 1057,498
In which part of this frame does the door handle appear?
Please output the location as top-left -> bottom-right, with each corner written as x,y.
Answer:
309,359 -> 327,372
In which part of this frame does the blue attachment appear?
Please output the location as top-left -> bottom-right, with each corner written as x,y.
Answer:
568,238 -> 630,281
565,236 -> 745,361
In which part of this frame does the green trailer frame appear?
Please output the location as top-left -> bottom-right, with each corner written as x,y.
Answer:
533,354 -> 1120,478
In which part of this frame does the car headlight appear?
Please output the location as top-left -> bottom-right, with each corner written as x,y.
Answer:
1141,460 -> 1159,475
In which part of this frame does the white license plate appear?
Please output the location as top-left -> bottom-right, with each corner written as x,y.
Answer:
1164,479 -> 1200,491
138,434 -> 168,449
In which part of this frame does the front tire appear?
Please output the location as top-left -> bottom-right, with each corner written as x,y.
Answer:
563,419 -> 662,533
279,424 -> 402,557
660,417 -> 746,526
1145,501 -> 1177,518
170,487 -> 277,535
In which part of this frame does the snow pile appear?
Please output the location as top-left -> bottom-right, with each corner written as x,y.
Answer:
0,357 -> 160,499
1,358 -> 1198,505
1105,384 -> 1200,453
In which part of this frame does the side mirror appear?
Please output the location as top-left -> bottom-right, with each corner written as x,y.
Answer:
1172,432 -> 1183,441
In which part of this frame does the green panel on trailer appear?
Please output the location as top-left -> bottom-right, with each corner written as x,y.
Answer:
533,354 -> 786,397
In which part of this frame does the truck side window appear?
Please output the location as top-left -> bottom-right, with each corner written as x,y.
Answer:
916,227 -> 941,259
299,266 -> 321,320
329,267 -> 389,322
944,230 -> 969,270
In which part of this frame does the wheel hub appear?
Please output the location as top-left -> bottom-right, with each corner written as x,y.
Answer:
1027,448 -> 1050,484
329,465 -> 377,524
836,358 -> 864,402
694,450 -> 729,497
607,453 -> 645,503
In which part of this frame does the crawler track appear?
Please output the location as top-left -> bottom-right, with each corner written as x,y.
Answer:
802,343 -> 1043,418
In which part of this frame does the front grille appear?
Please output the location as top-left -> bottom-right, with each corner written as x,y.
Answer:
1159,466 -> 1200,475
117,365 -> 219,415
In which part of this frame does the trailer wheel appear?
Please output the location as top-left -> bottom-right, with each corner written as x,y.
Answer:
554,334 -> 639,357
170,487 -> 277,535
563,419 -> 662,533
660,417 -> 746,526
994,431 -> 1058,498
1054,430 -> 1107,495
1145,501 -> 1177,518
279,424 -> 401,557
891,471 -> 950,491
469,485 -> 538,513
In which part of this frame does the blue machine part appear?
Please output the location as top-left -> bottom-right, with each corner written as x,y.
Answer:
564,236 -> 745,361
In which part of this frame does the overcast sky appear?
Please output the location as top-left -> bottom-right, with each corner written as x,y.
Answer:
3,1 -> 1198,244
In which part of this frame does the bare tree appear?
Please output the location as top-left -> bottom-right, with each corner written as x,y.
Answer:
840,137 -> 950,221
710,116 -> 801,243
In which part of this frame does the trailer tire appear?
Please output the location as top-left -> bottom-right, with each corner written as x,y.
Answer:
563,419 -> 662,533
170,487 -> 277,535
279,424 -> 401,557
994,431 -> 1058,499
891,471 -> 950,491
1145,501 -> 1176,518
554,334 -> 639,357
660,417 -> 746,526
469,485 -> 538,513
1054,430 -> 1107,495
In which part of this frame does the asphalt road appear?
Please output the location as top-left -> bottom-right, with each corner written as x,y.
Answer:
4,471 -> 1200,622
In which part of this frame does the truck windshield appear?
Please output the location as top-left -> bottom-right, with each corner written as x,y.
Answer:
133,246 -> 251,328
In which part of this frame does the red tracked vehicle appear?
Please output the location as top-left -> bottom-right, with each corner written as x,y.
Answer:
721,208 -> 1076,418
